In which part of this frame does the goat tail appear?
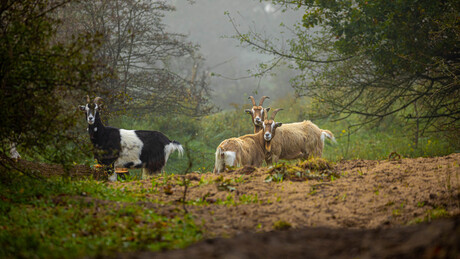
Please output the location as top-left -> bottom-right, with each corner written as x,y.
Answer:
214,147 -> 223,173
164,140 -> 184,163
321,130 -> 337,143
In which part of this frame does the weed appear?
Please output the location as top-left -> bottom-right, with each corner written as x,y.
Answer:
265,158 -> 339,183
273,220 -> 292,230
239,194 -> 259,204
426,207 -> 449,221
408,207 -> 450,225
216,178 -> 237,192
308,186 -> 318,196
373,185 -> 381,195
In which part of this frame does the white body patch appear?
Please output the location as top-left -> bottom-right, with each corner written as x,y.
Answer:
164,142 -> 184,163
114,129 -> 144,168
214,148 -> 236,173
224,151 -> 236,166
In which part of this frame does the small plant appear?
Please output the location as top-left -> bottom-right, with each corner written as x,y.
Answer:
265,172 -> 285,183
239,194 -> 259,204
426,207 -> 449,221
265,158 -> 338,182
216,178 -> 237,192
373,185 -> 380,195
273,220 -> 292,230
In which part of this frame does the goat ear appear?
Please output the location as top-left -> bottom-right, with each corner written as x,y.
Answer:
265,107 -> 271,112
245,109 -> 253,114
275,122 -> 282,128
79,105 -> 86,111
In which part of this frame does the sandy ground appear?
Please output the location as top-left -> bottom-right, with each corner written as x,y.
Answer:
14,153 -> 460,258
108,153 -> 460,237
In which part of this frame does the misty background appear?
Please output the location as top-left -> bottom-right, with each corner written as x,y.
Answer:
164,0 -> 303,109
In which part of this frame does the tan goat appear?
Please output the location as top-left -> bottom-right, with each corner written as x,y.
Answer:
213,108 -> 335,173
245,96 -> 270,133
213,131 -> 265,173
263,109 -> 336,164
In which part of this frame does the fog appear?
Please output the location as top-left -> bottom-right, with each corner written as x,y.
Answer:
164,0 -> 303,109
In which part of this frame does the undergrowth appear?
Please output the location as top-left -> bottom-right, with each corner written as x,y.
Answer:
0,174 -> 202,259
106,95 -> 457,174
265,157 -> 339,182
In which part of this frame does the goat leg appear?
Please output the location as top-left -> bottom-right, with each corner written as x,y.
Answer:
107,165 -> 117,182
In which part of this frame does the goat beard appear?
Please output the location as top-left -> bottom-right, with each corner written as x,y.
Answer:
265,141 -> 271,152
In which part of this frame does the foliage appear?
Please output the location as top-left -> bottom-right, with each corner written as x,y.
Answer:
0,174 -> 202,258
265,157 -> 338,182
0,0 -> 102,167
103,94 -> 456,174
236,0 -> 459,139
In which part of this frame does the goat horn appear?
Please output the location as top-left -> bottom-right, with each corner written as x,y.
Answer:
93,97 -> 103,105
270,108 -> 284,120
258,96 -> 270,106
248,96 -> 256,106
86,95 -> 91,104
263,107 -> 270,120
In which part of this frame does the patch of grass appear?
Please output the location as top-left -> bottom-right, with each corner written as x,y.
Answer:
408,207 -> 450,225
215,176 -> 237,192
0,174 -> 202,259
265,158 -> 339,182
239,194 -> 259,204
416,201 -> 426,207
426,207 -> 449,220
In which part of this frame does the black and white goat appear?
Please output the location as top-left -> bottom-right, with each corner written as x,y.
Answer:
79,96 -> 183,181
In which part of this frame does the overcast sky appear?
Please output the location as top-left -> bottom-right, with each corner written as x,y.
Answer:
164,0 -> 303,109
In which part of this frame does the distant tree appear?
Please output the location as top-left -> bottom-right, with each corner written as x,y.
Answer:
61,0 -> 213,117
233,0 -> 459,144
0,0 -> 102,168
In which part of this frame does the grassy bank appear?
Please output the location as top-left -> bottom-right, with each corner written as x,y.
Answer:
107,96 -> 457,174
0,175 -> 202,259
